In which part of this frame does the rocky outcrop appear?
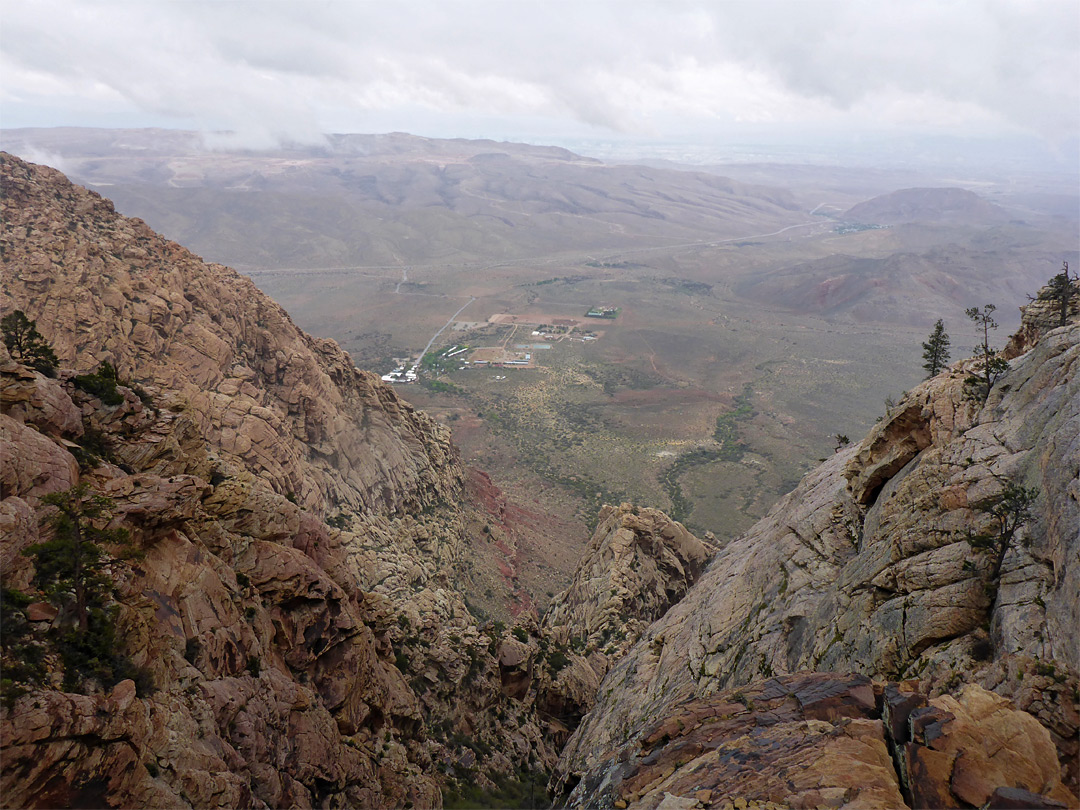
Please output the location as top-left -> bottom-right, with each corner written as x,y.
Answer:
0,356 -> 449,807
559,674 -> 1075,810
0,154 -> 558,808
1005,276 -> 1080,359
485,505 -> 710,751
555,288 -> 1079,803
1,151 -> 460,517
888,682 -> 1075,809
542,504 -> 712,658
540,505 -> 710,734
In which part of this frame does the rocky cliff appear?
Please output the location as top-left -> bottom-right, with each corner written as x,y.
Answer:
0,153 -> 458,517
0,152 -> 570,808
555,282 -> 1079,807
492,504 -> 712,752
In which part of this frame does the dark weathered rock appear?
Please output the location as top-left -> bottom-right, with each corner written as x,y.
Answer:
881,684 -> 928,744
557,673 -> 906,810
988,786 -> 1071,809
556,677 -> 1077,810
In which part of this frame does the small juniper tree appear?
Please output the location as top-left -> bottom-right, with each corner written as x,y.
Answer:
833,434 -> 850,452
921,319 -> 951,378
965,304 -> 1008,405
1,310 -> 58,376
72,361 -> 125,406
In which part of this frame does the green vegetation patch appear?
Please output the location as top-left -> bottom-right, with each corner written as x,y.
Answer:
585,306 -> 619,319
659,278 -> 713,296
834,222 -> 888,234
443,766 -> 551,809
712,384 -> 755,463
422,378 -> 463,395
660,385 -> 757,528
73,362 -> 125,406
659,447 -> 725,525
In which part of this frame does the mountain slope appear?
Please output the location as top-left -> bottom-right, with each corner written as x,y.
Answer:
844,187 -> 1012,226
0,153 -> 566,807
1,153 -> 458,517
2,128 -> 804,269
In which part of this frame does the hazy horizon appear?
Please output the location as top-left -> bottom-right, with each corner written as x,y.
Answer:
2,0 -> 1077,175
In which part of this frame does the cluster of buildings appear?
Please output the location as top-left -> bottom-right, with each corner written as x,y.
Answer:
585,306 -> 619,319
380,363 -> 419,384
379,312 -> 610,384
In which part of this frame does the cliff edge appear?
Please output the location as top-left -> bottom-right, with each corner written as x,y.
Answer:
555,280 -> 1079,808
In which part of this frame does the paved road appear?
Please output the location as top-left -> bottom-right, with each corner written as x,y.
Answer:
416,296 -> 477,363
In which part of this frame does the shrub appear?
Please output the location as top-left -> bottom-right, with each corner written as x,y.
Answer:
0,587 -> 46,705
547,649 -> 570,674
73,362 -> 124,406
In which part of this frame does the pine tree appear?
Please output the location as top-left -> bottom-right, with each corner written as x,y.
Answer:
1045,261 -> 1076,328
965,304 -> 1008,405
1,310 -> 58,376
921,319 -> 950,378
27,485 -> 136,691
29,485 -> 128,632
981,482 -> 1039,580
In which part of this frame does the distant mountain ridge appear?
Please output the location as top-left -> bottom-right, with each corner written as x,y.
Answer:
844,186 -> 1012,225
1,127 -> 803,270
734,242 -> 1065,325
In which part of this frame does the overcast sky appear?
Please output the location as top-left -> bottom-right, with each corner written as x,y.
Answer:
2,0 -> 1078,155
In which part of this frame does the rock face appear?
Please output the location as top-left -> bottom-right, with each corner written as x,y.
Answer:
1,152 -> 459,517
559,674 -> 1074,810
555,286 -> 1079,805
0,153 -> 556,808
0,347 -> 444,807
492,505 -> 711,749
538,505 -> 710,733
542,503 -> 712,659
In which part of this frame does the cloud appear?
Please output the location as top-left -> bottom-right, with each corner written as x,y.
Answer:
1,0 -> 1077,146
7,145 -> 69,173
